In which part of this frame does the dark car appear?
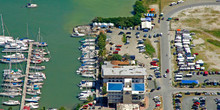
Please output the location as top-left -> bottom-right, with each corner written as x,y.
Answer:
135,32 -> 140,35
118,31 -> 124,35
143,34 -> 147,37
107,30 -> 112,33
126,32 -> 131,34
157,87 -> 161,90
150,89 -> 155,92
204,79 -> 209,82
126,36 -> 131,38
185,92 -> 190,95
148,35 -> 151,38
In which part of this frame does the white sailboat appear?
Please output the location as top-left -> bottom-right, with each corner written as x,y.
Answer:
2,100 -> 20,106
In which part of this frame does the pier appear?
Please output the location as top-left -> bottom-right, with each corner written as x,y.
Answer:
20,43 -> 33,110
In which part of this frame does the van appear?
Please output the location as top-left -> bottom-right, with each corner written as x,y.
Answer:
175,75 -> 183,78
175,78 -> 183,81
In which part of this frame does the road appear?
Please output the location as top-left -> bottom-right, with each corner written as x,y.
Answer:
147,1 -> 220,110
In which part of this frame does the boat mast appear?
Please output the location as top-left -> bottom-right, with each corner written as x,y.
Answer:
27,23 -> 29,37
1,14 -> 5,36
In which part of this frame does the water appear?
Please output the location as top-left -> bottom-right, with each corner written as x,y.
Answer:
0,0 -> 135,109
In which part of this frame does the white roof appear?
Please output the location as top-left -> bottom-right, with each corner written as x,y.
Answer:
141,21 -> 152,29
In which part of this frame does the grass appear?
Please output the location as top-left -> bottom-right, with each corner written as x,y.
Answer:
207,39 -> 220,47
144,39 -> 156,58
181,18 -> 201,27
204,30 -> 220,39
122,34 -> 127,43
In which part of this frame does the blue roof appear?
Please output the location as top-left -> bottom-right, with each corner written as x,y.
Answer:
147,13 -> 155,17
107,83 -> 123,91
181,80 -> 199,84
132,83 -> 145,91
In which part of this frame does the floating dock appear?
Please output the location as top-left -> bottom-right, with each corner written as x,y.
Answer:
20,43 -> 33,110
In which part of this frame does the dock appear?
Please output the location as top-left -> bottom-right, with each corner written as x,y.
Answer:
20,43 -> 33,110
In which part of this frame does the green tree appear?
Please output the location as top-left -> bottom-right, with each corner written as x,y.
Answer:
8,107 -> 12,110
59,106 -> 66,110
102,85 -> 107,95
87,95 -> 94,102
112,54 -> 122,60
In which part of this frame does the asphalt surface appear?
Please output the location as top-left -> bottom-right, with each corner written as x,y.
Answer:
147,1 -> 220,110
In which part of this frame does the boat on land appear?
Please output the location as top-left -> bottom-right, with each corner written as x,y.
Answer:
2,100 -> 20,106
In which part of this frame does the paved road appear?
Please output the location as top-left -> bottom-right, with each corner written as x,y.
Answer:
146,1 -> 220,110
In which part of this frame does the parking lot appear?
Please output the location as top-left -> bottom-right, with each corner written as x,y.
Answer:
106,28 -> 161,74
182,96 -> 220,110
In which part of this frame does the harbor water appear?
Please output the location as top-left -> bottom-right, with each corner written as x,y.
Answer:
0,0 -> 135,109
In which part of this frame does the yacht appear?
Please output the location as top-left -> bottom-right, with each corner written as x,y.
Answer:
25,96 -> 41,102
2,83 -> 23,87
26,3 -> 38,8
81,73 -> 94,78
28,78 -> 44,83
26,91 -> 41,96
78,80 -> 95,88
25,102 -> 39,106
71,31 -> 85,37
29,66 -> 46,71
4,78 -> 23,83
0,92 -> 21,97
2,100 -> 20,106
0,58 -> 26,63
2,53 -> 25,59
4,88 -> 22,92
30,59 -> 42,64
33,42 -> 48,47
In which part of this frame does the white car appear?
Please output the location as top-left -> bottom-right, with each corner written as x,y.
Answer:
170,2 -> 177,6
164,74 -> 167,78
177,0 -> 184,4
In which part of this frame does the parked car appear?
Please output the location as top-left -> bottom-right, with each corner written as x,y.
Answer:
107,30 -> 112,33
135,32 -> 140,35
150,89 -> 155,92
126,32 -> 131,34
118,31 -> 124,35
157,87 -> 161,90
143,34 -> 147,37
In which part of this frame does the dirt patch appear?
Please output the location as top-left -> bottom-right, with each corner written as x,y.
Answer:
171,6 -> 220,30
193,38 -> 205,46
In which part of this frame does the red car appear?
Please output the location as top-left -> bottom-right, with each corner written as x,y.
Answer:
166,69 -> 169,73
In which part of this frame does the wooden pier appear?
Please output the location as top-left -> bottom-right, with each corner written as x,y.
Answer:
20,43 -> 33,110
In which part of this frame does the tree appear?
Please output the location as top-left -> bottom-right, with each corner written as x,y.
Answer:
59,106 -> 66,110
87,95 -> 94,102
102,84 -> 107,95
112,54 -> 122,60
8,107 -> 12,110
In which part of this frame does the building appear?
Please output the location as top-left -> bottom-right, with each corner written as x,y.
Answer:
102,61 -> 147,83
116,103 -> 140,110
102,61 -> 147,106
141,21 -> 152,30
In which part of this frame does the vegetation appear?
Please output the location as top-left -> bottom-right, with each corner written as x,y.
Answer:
59,106 -> 66,110
102,83 -> 107,95
74,104 -> 83,110
144,39 -> 155,57
87,95 -> 94,102
92,1 -> 146,27
205,30 -> 220,38
8,107 -> 12,110
122,34 -> 127,43
97,32 -> 107,57
111,54 -> 122,60
207,39 -> 220,47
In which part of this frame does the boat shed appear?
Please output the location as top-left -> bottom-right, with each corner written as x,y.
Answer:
141,21 -> 152,29
181,80 -> 199,84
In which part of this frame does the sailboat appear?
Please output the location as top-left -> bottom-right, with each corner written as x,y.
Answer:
2,100 -> 20,106
26,0 -> 38,8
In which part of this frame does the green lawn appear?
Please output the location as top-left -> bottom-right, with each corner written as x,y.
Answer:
207,39 -> 220,47
205,30 -> 220,38
144,39 -> 155,58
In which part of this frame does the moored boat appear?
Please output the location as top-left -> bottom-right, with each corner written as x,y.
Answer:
2,100 -> 20,106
